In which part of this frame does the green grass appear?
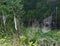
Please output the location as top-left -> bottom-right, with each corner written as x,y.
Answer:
0,27 -> 60,46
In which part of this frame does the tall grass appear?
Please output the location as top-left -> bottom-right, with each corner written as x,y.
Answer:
0,27 -> 60,46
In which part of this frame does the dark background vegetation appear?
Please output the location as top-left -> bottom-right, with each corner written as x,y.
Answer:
0,0 -> 60,27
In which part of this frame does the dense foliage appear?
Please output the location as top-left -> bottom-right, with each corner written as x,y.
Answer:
0,0 -> 60,46
23,0 -> 60,27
